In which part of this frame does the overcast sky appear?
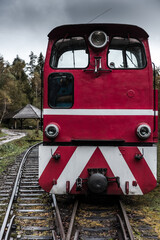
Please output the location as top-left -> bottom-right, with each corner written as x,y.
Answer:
0,0 -> 159,66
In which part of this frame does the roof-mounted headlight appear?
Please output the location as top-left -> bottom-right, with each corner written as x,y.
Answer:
136,124 -> 151,140
89,30 -> 108,48
45,124 -> 59,139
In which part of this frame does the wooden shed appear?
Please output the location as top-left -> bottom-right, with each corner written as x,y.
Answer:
13,104 -> 42,129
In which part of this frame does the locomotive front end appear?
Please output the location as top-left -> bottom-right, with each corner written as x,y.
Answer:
39,24 -> 158,195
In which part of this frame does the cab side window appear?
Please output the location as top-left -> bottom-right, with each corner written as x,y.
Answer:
48,73 -> 74,108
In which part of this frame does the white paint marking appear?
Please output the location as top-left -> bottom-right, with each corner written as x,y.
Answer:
138,146 -> 157,179
39,146 -> 58,177
100,147 -> 143,195
51,146 -> 96,194
43,108 -> 158,116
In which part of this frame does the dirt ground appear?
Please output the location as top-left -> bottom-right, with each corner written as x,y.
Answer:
0,129 -> 26,146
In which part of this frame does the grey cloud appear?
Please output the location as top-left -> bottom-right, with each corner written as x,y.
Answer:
0,0 -> 66,32
0,0 -> 159,65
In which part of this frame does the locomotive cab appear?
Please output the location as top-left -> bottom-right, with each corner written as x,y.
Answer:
39,24 -> 158,195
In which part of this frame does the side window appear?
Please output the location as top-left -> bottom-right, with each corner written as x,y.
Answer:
50,37 -> 89,68
108,37 -> 146,69
48,73 -> 74,108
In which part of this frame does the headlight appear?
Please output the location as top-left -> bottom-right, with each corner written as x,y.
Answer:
136,124 -> 151,139
89,31 -> 108,48
45,124 -> 59,139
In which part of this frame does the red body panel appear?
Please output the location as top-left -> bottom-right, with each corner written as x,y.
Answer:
43,43 -> 155,143
43,115 -> 154,143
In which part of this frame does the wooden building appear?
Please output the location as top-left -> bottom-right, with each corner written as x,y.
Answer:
13,104 -> 42,129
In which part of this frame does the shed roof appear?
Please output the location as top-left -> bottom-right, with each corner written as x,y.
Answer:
13,104 -> 41,119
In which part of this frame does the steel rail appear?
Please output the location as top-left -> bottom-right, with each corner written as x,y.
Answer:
52,230 -> 58,240
116,214 -> 128,240
52,194 -> 65,240
119,200 -> 135,240
0,142 -> 42,240
4,215 -> 15,240
52,195 -> 78,240
73,230 -> 80,240
66,200 -> 79,240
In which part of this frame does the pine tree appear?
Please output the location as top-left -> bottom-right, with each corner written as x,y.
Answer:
27,51 -> 37,78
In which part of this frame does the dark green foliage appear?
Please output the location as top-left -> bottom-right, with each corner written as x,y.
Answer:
0,52 -> 44,125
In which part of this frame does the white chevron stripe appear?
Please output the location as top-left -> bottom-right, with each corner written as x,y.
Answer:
51,146 -> 96,194
99,147 -> 143,195
39,146 -> 156,195
39,146 -> 58,177
138,146 -> 157,179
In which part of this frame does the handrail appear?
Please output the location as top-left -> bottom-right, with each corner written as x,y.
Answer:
152,62 -> 156,132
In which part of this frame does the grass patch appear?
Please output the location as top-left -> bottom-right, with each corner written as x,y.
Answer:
123,186 -> 160,239
122,143 -> 160,239
0,130 -> 42,174
24,129 -> 43,141
0,129 -> 7,139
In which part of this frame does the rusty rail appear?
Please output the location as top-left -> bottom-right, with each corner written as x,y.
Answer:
66,200 -> 79,240
119,200 -> 135,240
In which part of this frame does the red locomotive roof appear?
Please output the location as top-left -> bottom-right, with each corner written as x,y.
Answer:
48,23 -> 149,40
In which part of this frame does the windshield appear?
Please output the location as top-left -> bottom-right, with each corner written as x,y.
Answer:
108,37 -> 146,69
50,37 -> 89,68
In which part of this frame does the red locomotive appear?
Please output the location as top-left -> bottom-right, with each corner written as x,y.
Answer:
39,23 -> 158,195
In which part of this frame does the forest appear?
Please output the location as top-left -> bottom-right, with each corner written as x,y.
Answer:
0,52 -> 44,125
0,52 -> 159,127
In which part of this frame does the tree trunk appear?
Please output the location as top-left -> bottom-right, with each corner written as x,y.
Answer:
0,98 -> 7,125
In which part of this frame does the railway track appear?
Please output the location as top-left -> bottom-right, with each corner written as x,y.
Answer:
53,195 -> 135,240
0,143 -> 55,240
0,143 -> 135,240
